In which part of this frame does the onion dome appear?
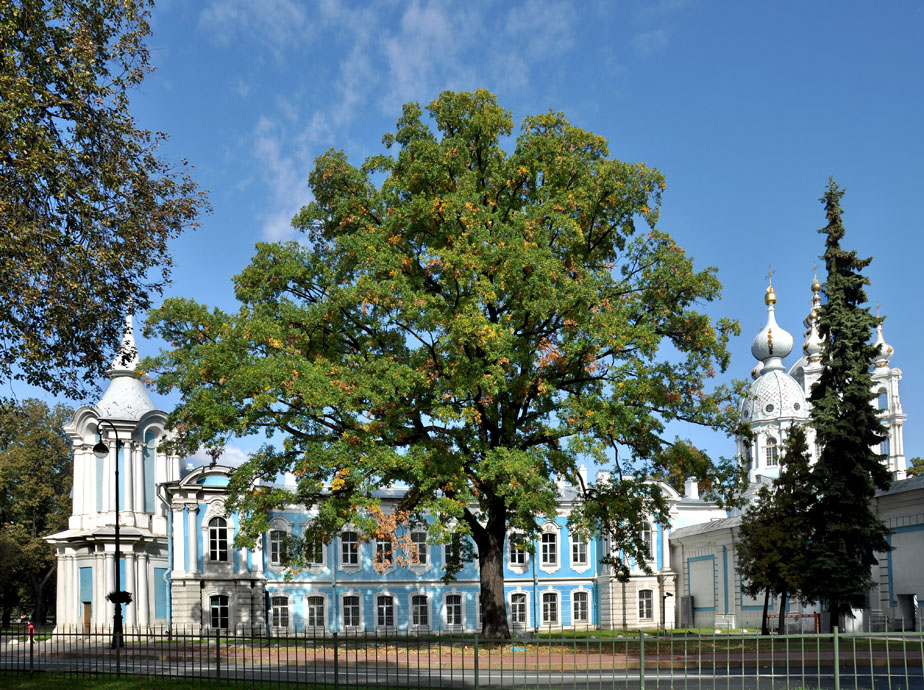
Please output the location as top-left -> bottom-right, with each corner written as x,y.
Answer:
802,276 -> 823,361
95,313 -> 156,421
873,322 -> 893,369
750,283 -> 794,373
751,361 -> 764,380
740,369 -> 809,424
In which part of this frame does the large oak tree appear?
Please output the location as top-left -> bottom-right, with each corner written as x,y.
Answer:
144,91 -> 742,638
0,0 -> 206,399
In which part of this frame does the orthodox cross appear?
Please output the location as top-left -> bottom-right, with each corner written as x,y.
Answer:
765,265 -> 775,286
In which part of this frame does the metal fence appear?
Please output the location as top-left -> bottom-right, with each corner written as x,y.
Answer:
3,625 -> 924,689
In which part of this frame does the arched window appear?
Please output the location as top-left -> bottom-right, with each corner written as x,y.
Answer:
411,594 -> 429,627
209,517 -> 229,562
305,596 -> 325,628
542,591 -> 559,625
341,531 -> 359,566
445,594 -> 463,628
510,593 -> 527,625
269,530 -> 287,566
377,594 -> 395,628
881,437 -> 891,458
765,438 -> 779,467
639,523 -> 652,560
411,531 -> 428,565
509,533 -> 527,566
210,594 -> 229,629
342,595 -> 360,628
638,589 -> 653,620
541,532 -> 558,566
878,390 -> 888,411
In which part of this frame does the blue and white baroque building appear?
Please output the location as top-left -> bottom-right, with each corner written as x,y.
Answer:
49,277 -> 917,633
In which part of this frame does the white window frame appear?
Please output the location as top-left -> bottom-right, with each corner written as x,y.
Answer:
765,437 -> 779,467
442,591 -> 464,631
208,592 -> 230,631
572,589 -> 590,625
270,593 -> 291,631
639,523 -> 653,562
376,592 -> 397,630
304,593 -> 328,631
570,534 -> 590,573
269,529 -> 288,566
508,532 -> 529,573
638,589 -> 654,621
410,592 -> 430,630
410,529 -> 429,569
509,591 -> 529,628
539,522 -> 561,574
340,592 -> 363,631
541,590 -> 559,627
340,530 -> 361,572
375,537 -> 394,572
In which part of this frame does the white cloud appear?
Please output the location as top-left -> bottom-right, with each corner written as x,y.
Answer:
633,28 -> 670,56
198,0 -> 310,61
189,444 -> 250,468
252,116 -> 313,241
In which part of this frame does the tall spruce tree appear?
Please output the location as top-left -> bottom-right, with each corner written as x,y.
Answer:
738,426 -> 814,635
805,180 -> 891,630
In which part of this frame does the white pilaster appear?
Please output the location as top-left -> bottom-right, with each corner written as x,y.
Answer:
133,442 -> 145,514
104,551 -> 115,627
172,505 -> 186,572
253,541 -> 264,575
187,505 -> 199,574
238,546 -> 249,574
102,445 -> 113,515
137,553 -> 150,628
55,549 -> 65,630
125,552 -> 136,628
123,442 -> 135,514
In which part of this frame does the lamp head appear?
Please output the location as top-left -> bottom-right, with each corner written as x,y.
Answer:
93,440 -> 110,459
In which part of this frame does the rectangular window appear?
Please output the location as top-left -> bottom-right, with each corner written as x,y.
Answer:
305,596 -> 324,628
210,595 -> 229,630
342,595 -> 360,628
375,537 -> 393,566
446,594 -> 463,627
412,594 -> 429,627
341,532 -> 359,566
271,596 -> 289,628
411,531 -> 428,565
571,538 -> 587,565
541,532 -> 557,566
573,591 -> 589,623
509,534 -> 527,565
209,517 -> 229,562
269,530 -> 287,565
306,539 -> 324,565
377,595 -> 394,628
542,592 -> 558,625
638,589 -> 653,620
510,593 -> 527,625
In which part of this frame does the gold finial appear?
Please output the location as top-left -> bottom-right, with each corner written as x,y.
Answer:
764,265 -> 777,305
811,262 -> 821,293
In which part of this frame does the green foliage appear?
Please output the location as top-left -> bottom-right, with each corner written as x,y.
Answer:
737,426 -> 814,632
804,179 -> 891,625
906,457 -> 924,477
0,399 -> 73,624
143,90 -> 742,637
0,0 -> 207,399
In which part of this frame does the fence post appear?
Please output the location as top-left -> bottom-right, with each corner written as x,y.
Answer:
215,629 -> 221,686
639,630 -> 645,690
474,634 -> 479,690
29,628 -> 34,678
833,625 -> 840,690
333,631 -> 339,690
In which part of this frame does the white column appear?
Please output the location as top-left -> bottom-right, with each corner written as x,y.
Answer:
253,540 -> 264,575
55,549 -> 65,630
172,505 -> 186,573
102,445 -> 113,514
662,527 -> 672,572
71,450 -> 83,517
70,554 -> 79,629
238,546 -> 249,574
187,505 -> 200,574
104,552 -> 115,628
123,442 -> 135,514
133,442 -> 145,514
137,553 -> 150,628
125,553 -> 136,628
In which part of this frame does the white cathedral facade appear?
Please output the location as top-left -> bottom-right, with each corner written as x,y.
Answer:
47,278 -> 917,633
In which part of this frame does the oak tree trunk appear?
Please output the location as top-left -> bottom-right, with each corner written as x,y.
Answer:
468,507 -> 511,640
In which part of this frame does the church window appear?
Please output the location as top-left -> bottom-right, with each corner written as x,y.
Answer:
881,437 -> 891,458
376,594 -> 395,628
765,438 -> 779,466
341,531 -> 359,566
542,592 -> 559,625
271,596 -> 289,628
793,403 -> 801,411
269,530 -> 287,566
306,596 -> 325,628
878,390 -> 888,411
208,517 -> 229,562
210,594 -> 229,629
639,523 -> 653,560
411,531 -> 428,565
541,532 -> 558,566
510,593 -> 527,625
765,403 -> 774,413
573,591 -> 589,623
638,590 -> 653,620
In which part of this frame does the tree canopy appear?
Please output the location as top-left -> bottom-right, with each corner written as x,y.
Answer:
804,180 -> 891,629
143,90 -> 742,638
0,399 -> 73,625
0,0 -> 207,399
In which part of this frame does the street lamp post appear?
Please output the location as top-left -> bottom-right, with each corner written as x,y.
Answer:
93,419 -> 130,651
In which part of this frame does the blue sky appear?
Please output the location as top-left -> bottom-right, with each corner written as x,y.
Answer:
71,1 -> 924,466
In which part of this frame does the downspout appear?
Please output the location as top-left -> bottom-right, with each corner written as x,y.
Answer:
156,483 -> 173,632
